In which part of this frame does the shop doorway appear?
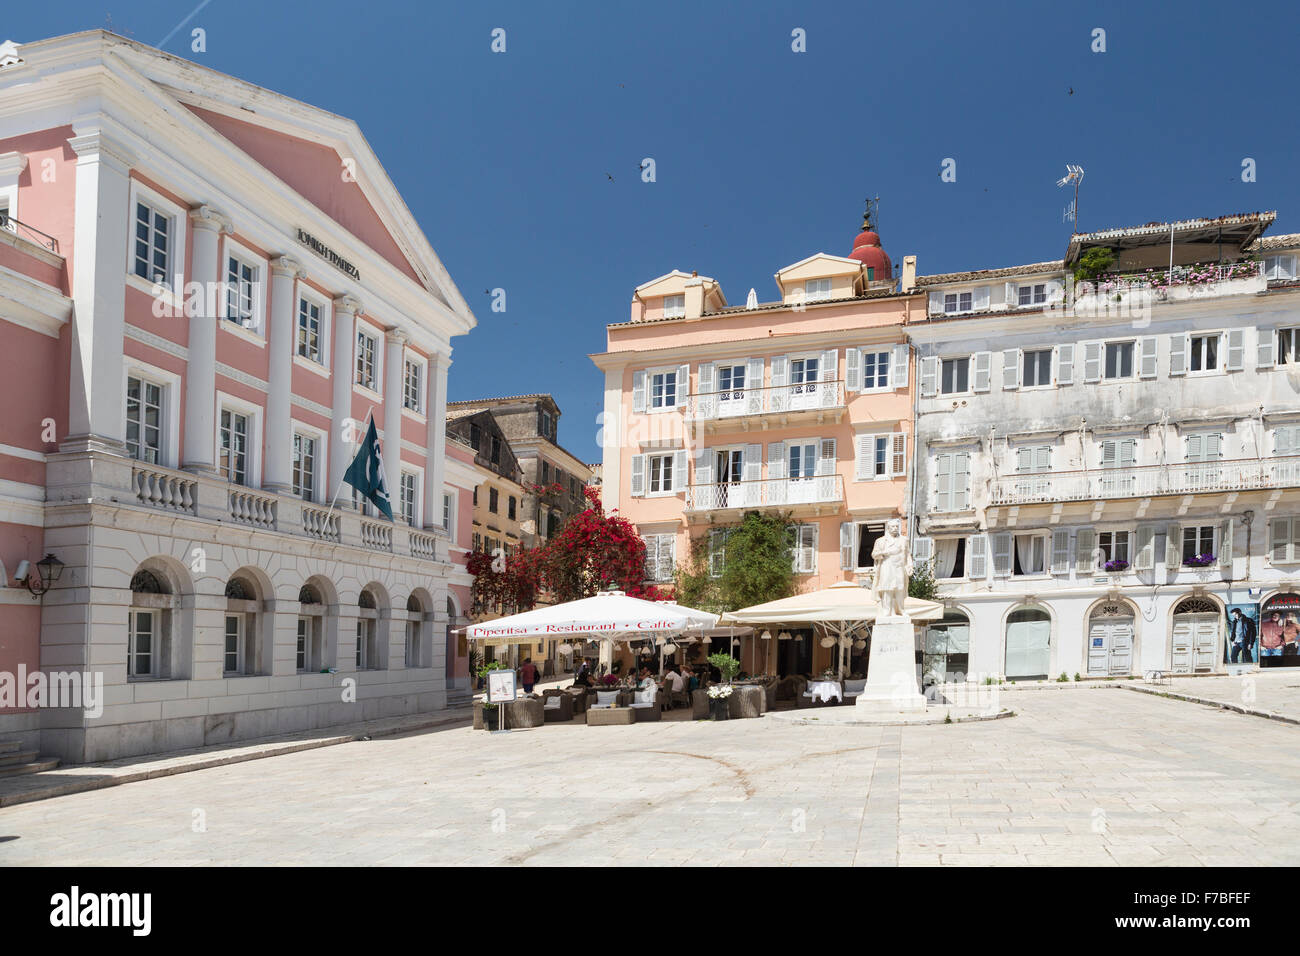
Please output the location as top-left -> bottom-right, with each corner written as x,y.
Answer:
1005,607 -> 1051,680
923,612 -> 971,687
1171,597 -> 1219,673
1087,602 -> 1135,677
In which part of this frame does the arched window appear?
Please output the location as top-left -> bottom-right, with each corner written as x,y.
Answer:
356,588 -> 380,670
223,575 -> 259,677
297,583 -> 325,673
405,594 -> 424,668
1005,607 -> 1051,681
129,567 -> 174,679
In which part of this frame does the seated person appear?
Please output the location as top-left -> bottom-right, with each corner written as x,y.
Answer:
637,666 -> 656,691
683,665 -> 700,691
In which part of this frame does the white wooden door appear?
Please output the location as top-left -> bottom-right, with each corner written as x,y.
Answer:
1088,619 -> 1134,676
1172,613 -> 1219,673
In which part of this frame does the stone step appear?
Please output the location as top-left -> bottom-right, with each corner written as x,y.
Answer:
0,757 -> 59,778
0,749 -> 38,767
0,740 -> 21,754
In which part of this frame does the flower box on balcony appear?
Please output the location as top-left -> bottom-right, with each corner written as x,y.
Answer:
1183,553 -> 1216,568
1103,559 -> 1129,573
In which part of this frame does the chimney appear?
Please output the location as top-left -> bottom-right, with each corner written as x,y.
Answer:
684,278 -> 706,319
901,255 -> 917,293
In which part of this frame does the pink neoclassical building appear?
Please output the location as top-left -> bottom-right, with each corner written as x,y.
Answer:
591,213 -> 922,675
0,32 -> 476,764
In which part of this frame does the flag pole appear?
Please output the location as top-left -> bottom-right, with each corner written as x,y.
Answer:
324,405 -> 379,521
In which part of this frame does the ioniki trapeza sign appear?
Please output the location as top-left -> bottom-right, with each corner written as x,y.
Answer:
296,227 -> 360,280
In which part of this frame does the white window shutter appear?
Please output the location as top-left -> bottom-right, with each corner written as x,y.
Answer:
846,348 -> 862,392
820,350 -> 837,383
1016,445 -> 1031,473
1051,529 -> 1071,574
890,433 -> 907,477
1271,518 -> 1290,563
933,452 -> 951,510
973,285 -> 990,311
967,534 -> 987,580
1101,440 -> 1117,468
698,361 -> 715,396
891,343 -> 909,388
767,441 -> 787,480
1165,523 -> 1181,569
1047,278 -> 1065,304
694,446 -> 713,486
920,356 -> 939,397
1121,438 -> 1136,467
1139,336 -> 1158,379
913,535 -> 933,563
1076,529 -> 1096,573
1134,525 -> 1155,571
1056,344 -> 1074,385
1002,349 -> 1020,390
855,435 -> 872,482
1277,426 -> 1295,458
746,357 -> 765,413
1219,519 -> 1233,571
1169,333 -> 1187,376
1226,329 -> 1245,372
840,522 -> 854,569
1004,281 -> 1019,307
992,532 -> 1012,576
1035,444 -> 1051,472
676,365 -> 689,405
632,370 -> 647,413
771,355 -> 789,387
672,449 -> 687,492
743,444 -> 762,483
1257,328 -> 1276,369
1083,341 -> 1103,382
1186,433 -> 1202,462
817,438 -> 836,475
955,452 -> 971,509
928,291 -> 943,315
630,454 -> 646,496
972,351 -> 992,392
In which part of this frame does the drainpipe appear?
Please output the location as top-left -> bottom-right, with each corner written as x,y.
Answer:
905,335 -> 922,546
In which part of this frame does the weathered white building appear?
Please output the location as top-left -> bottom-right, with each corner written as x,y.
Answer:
908,212 -> 1300,684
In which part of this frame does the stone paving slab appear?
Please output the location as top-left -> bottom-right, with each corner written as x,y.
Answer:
0,708 -> 471,808
1,688 -> 1298,866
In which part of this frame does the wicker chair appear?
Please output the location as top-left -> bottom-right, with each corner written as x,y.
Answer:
542,694 -> 574,722
668,680 -> 690,710
563,687 -> 589,715
504,697 -> 545,728
728,685 -> 766,719
630,686 -> 661,722
691,688 -> 710,719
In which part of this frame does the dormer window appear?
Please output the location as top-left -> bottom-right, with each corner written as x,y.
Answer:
944,291 -> 972,314
804,278 -> 833,303
663,294 -> 685,318
1264,255 -> 1297,281
1017,283 -> 1047,306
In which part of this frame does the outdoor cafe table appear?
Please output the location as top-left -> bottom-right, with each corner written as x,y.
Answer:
806,680 -> 843,703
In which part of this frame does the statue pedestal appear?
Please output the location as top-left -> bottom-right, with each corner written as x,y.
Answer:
856,618 -> 926,715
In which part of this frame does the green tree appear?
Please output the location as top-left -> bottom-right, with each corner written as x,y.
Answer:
1073,246 -> 1115,284
908,557 -> 939,601
676,511 -> 797,613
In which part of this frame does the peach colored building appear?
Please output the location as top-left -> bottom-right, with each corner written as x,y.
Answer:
0,32 -> 475,763
591,216 -> 921,676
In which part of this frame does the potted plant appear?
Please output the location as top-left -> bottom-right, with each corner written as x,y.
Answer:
707,683 -> 734,720
1103,559 -> 1129,573
1184,552 -> 1216,568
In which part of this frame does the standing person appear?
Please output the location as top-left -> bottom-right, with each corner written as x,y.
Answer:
519,657 -> 539,695
1261,611 -> 1285,658
663,665 -> 684,709
1284,614 -> 1300,657
1228,608 -> 1257,664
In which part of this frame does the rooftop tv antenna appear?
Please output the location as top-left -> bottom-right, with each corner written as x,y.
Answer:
1056,165 -> 1084,232
863,196 -> 880,233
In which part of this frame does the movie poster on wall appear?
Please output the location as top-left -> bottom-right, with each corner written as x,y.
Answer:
1224,603 -> 1259,665
1259,594 -> 1300,667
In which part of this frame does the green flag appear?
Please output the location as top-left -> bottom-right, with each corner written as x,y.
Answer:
343,417 -> 394,520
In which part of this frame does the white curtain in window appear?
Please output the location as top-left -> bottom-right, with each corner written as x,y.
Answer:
933,538 -> 959,579
1014,535 -> 1040,574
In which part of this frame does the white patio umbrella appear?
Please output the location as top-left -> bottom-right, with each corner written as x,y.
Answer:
462,590 -> 718,645
720,581 -> 943,679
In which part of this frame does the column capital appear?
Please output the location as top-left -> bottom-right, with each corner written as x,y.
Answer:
189,204 -> 234,235
333,294 -> 363,316
67,129 -> 137,173
385,328 -> 408,346
270,255 -> 305,279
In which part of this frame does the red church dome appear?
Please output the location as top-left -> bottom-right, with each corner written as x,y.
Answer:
848,223 -> 892,280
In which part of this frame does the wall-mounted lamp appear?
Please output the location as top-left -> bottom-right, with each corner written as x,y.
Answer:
25,553 -> 64,596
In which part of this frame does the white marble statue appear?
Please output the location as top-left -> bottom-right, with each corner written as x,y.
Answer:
871,518 -> 912,621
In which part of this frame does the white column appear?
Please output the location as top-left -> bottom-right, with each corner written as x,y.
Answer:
601,366 -> 624,512
64,129 -> 136,452
424,352 -> 449,529
330,295 -> 361,495
383,330 -> 407,503
182,205 -> 232,474
264,256 -> 303,492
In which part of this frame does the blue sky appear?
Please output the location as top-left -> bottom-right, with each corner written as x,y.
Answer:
10,0 -> 1300,462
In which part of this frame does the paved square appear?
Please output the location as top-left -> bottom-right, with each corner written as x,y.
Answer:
2,686 -> 1298,866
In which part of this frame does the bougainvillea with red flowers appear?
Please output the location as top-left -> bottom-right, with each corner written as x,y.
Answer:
468,486 -> 669,614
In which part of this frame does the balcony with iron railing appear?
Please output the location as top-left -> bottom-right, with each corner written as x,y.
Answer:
125,459 -> 447,562
1072,260 -> 1267,312
684,473 -> 844,517
988,457 -> 1300,506
687,379 -> 845,430
0,212 -> 59,253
